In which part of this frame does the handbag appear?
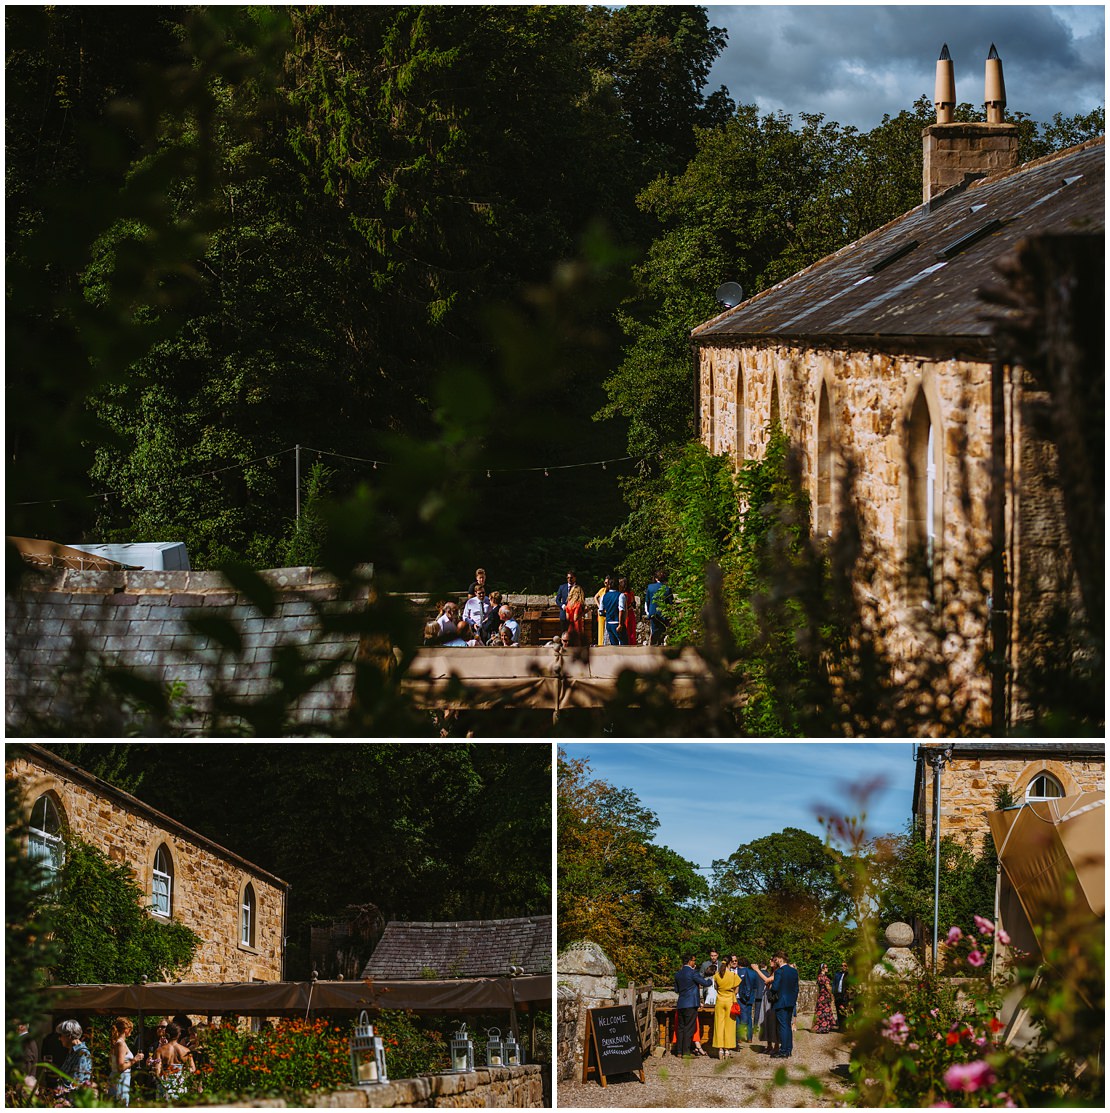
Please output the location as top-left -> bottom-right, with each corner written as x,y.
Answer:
730,1002 -> 741,1018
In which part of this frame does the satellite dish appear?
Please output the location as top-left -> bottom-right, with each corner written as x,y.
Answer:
716,281 -> 744,308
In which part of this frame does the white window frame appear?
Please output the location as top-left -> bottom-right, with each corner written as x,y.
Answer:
1025,772 -> 1064,801
241,882 -> 256,948
29,795 -> 64,885
152,845 -> 172,917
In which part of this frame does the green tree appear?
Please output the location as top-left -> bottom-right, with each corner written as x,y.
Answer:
46,838 -> 200,984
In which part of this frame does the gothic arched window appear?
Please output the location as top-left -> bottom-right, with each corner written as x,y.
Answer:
906,389 -> 941,600
152,844 -> 173,917
240,882 -> 257,948
734,367 -> 746,466
770,374 -> 781,429
816,381 -> 834,536
29,794 -> 64,887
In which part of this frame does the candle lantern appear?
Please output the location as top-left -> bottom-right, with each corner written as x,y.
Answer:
504,1028 -> 522,1067
485,1027 -> 504,1068
349,1010 -> 388,1086
450,1023 -> 475,1073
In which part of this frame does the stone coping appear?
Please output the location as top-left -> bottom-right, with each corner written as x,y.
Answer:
218,1064 -> 543,1108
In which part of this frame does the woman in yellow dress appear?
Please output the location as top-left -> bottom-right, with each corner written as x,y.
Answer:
712,958 -> 741,1058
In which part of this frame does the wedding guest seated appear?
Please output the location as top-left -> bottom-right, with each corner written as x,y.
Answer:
497,625 -> 519,647
443,620 -> 476,647
423,621 -> 441,645
498,604 -> 520,644
436,601 -> 459,634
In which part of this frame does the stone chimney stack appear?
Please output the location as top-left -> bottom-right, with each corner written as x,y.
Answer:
922,43 -> 1019,205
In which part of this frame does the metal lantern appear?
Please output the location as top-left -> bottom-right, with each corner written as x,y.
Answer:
485,1027 -> 504,1067
449,1022 -> 475,1073
349,1011 -> 388,1086
504,1028 -> 522,1067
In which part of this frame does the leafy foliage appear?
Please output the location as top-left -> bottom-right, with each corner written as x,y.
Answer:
45,743 -> 550,978
49,838 -> 201,985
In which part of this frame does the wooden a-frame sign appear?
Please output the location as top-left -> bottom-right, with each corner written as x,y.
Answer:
582,1005 -> 645,1087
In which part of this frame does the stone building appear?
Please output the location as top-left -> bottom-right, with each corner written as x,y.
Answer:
913,741 -> 1106,850
7,744 -> 289,981
692,47 -> 1103,730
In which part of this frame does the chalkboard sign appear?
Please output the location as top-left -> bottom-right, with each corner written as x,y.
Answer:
582,1006 -> 645,1087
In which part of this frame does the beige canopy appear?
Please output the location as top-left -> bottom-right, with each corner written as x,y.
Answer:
987,791 -> 1104,1043
42,975 -> 551,1017
7,536 -> 136,571
401,645 -> 711,710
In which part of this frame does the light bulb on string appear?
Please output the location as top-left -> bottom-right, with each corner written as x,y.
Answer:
486,470 -> 491,479
544,468 -> 549,477
602,462 -> 607,470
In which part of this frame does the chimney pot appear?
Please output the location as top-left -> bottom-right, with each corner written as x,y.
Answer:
934,43 -> 956,124
984,43 -> 1006,124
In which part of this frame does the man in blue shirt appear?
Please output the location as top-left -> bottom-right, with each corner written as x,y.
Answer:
673,953 -> 713,1057
644,568 -> 674,645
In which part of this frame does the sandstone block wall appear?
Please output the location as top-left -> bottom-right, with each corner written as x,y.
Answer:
918,752 -> 1105,850
556,988 -> 579,1083
699,341 -> 995,723
8,750 -> 286,982
922,123 -> 1020,204
218,1065 -> 545,1108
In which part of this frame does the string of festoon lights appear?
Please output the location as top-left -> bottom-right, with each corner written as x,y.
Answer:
13,443 -> 646,510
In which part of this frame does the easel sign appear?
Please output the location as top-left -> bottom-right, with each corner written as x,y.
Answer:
582,1005 -> 645,1087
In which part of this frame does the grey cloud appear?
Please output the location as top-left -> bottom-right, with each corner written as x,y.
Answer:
707,5 -> 1105,129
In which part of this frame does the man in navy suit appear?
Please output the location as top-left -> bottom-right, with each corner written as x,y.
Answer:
769,953 -> 799,1059
673,953 -> 713,1057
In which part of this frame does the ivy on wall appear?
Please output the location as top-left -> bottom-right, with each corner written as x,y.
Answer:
48,839 -> 201,984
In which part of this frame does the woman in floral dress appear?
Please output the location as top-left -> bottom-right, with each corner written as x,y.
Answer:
812,962 -> 837,1033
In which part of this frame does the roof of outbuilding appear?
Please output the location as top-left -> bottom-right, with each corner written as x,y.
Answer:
361,916 -> 551,980
692,138 -> 1104,347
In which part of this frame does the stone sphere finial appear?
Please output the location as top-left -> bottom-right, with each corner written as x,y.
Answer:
885,921 -> 914,948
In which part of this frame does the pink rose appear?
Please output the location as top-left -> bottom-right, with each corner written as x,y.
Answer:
997,1093 -> 1016,1108
997,928 -> 1010,945
973,914 -> 995,935
931,1104 -> 954,1109
967,949 -> 986,967
944,1060 -> 996,1093
946,926 -> 963,944
930,1008 -> 940,1018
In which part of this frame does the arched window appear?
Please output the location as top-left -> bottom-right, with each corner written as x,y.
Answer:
816,381 -> 833,536
770,375 -> 781,429
907,389 -> 941,599
1025,772 -> 1064,801
733,367 -> 746,466
240,882 -> 257,948
29,794 -> 64,886
152,844 -> 173,917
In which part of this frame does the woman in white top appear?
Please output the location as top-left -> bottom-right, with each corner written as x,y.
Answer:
109,1016 -> 144,1106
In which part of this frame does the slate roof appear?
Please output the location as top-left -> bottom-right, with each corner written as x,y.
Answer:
361,916 -> 551,979
692,138 -> 1104,347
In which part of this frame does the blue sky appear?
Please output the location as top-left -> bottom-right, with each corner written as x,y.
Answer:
562,741 -> 917,867
704,5 -> 1105,131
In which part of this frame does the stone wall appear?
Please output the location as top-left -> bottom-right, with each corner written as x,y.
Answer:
7,748 -> 286,981
917,749 -> 1105,850
556,986 -> 580,1083
219,1065 -> 544,1108
6,566 -> 370,734
556,942 -> 617,1082
699,341 -> 996,725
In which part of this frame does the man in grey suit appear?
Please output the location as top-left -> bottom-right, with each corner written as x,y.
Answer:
769,953 -> 799,1059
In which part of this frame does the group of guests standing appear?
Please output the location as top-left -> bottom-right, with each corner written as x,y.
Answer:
674,950 -> 852,1062
25,1014 -> 198,1106
557,567 -> 675,647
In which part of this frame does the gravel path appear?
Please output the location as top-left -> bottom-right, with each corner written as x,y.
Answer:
558,1029 -> 853,1109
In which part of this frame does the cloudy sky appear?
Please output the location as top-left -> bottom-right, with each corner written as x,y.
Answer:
562,741 -> 918,867
703,4 -> 1106,131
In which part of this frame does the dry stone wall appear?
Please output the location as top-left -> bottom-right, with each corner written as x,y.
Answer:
8,749 -> 286,982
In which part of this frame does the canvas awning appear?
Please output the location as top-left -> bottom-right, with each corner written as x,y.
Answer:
987,791 -> 1104,1044
41,976 -> 551,1017
7,536 -> 137,571
401,645 -> 710,710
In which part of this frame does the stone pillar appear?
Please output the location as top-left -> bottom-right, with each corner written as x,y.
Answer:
871,921 -> 925,980
556,941 -> 617,1079
922,122 -> 1019,205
